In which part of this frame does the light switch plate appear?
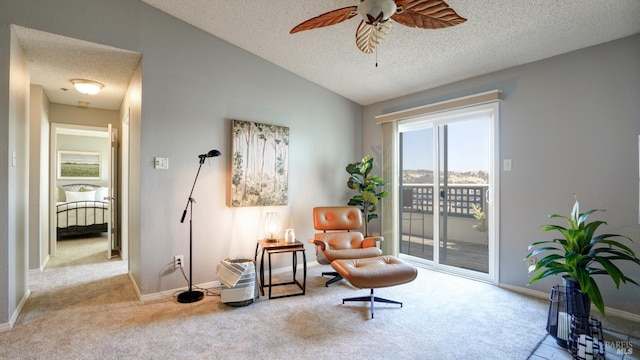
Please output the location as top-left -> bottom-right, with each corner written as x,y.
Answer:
503,159 -> 512,172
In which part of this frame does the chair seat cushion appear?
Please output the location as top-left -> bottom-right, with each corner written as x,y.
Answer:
331,256 -> 417,289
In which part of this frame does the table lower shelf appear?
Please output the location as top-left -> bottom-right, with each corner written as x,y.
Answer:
255,239 -> 307,299
261,279 -> 305,299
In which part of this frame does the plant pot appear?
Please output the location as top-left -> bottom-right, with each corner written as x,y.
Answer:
562,276 -> 592,316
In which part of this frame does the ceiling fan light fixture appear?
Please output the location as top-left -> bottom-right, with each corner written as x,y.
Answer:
289,0 -> 466,54
358,0 -> 397,25
70,79 -> 103,95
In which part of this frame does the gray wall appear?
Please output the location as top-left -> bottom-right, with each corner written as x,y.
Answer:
363,34 -> 640,315
0,18 -> 9,327
28,85 -> 49,271
49,104 -> 118,129
120,59 -> 143,285
2,0 -> 637,325
0,0 -> 361,324
0,23 -> 30,327
135,5 -> 361,296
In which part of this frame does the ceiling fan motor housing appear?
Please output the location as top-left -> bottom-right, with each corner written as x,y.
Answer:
358,0 -> 397,25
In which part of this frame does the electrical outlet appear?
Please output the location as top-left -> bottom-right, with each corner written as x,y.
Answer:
527,256 -> 537,273
174,255 -> 184,269
154,157 -> 169,169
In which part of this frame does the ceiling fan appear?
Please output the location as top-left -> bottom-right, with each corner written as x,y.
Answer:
290,0 -> 467,54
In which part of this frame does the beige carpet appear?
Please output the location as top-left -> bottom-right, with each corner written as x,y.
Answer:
0,237 -> 597,359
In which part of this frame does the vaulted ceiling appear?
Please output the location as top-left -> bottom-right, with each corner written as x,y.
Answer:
14,1 -> 640,110
140,0 -> 640,105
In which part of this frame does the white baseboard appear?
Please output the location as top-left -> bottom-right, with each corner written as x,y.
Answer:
0,322 -> 10,332
0,289 -> 32,332
139,280 -> 221,302
133,262 -> 320,302
28,256 -> 50,275
40,255 -> 49,272
306,261 -> 320,268
128,271 -> 221,302
499,283 -> 549,299
602,307 -> 640,322
10,289 -> 31,327
499,283 -> 640,323
127,271 -> 142,301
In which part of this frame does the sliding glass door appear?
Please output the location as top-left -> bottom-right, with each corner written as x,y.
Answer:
399,126 -> 435,261
398,103 -> 498,282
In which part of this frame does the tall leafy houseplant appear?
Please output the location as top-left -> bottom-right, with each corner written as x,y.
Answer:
346,155 -> 388,236
525,197 -> 640,315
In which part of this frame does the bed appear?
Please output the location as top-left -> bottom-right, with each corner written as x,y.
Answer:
56,184 -> 109,239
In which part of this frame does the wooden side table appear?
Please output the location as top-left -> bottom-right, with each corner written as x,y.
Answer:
254,239 -> 307,299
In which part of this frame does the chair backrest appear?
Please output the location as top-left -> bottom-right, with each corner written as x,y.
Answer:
313,206 -> 363,232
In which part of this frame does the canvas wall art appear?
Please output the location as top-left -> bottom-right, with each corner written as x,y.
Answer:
230,119 -> 289,207
58,151 -> 101,179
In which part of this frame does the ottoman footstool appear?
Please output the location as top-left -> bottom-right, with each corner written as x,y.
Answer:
331,255 -> 418,318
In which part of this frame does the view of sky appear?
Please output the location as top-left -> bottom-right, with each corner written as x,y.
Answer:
402,119 -> 489,172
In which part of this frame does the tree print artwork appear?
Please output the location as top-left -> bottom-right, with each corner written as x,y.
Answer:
230,119 -> 289,207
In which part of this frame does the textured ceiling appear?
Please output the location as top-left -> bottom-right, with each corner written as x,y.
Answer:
141,0 -> 640,105
13,25 -> 141,111
13,1 -> 640,110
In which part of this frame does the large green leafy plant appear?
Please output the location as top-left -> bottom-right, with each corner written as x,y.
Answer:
346,155 -> 388,236
525,197 -> 640,315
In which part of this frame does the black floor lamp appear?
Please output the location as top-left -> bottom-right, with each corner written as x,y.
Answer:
177,149 -> 221,303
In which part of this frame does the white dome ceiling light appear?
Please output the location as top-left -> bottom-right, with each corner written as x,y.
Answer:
71,79 -> 104,95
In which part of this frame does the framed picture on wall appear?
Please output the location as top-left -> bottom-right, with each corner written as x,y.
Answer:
57,150 -> 102,180
229,119 -> 289,207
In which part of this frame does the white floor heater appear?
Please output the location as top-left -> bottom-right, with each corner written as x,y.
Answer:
216,258 -> 258,307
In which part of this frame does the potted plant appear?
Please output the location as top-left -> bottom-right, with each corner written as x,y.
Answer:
346,155 -> 388,236
525,196 -> 640,315
471,203 -> 487,233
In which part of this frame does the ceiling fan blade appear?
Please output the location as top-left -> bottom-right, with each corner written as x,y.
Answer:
392,0 -> 466,29
290,6 -> 358,34
355,21 -> 392,54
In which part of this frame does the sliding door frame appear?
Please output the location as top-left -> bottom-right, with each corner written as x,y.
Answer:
378,91 -> 501,284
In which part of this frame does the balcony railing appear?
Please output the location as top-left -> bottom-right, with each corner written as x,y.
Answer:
402,184 -> 488,218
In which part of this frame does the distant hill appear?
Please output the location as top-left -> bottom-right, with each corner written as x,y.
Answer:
403,169 -> 488,184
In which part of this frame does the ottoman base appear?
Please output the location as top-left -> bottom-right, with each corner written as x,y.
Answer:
343,288 -> 403,319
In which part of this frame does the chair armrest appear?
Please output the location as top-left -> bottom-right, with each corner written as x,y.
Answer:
362,236 -> 383,248
309,239 -> 329,251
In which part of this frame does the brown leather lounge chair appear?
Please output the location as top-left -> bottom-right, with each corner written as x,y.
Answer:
310,206 -> 418,318
310,206 -> 383,286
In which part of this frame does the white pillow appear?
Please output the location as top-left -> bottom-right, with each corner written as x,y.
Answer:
94,187 -> 108,201
65,190 -> 96,202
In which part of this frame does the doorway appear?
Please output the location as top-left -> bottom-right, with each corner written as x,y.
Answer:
14,25 -> 140,271
397,102 -> 499,283
50,123 -> 119,262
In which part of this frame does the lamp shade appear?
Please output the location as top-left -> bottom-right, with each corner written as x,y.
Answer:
264,212 -> 280,240
71,79 -> 104,95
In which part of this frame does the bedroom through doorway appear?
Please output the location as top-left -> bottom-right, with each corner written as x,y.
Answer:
15,24 -> 140,306
50,123 -> 120,264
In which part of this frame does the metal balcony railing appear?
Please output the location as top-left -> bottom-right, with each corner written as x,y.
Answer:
402,184 -> 488,218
